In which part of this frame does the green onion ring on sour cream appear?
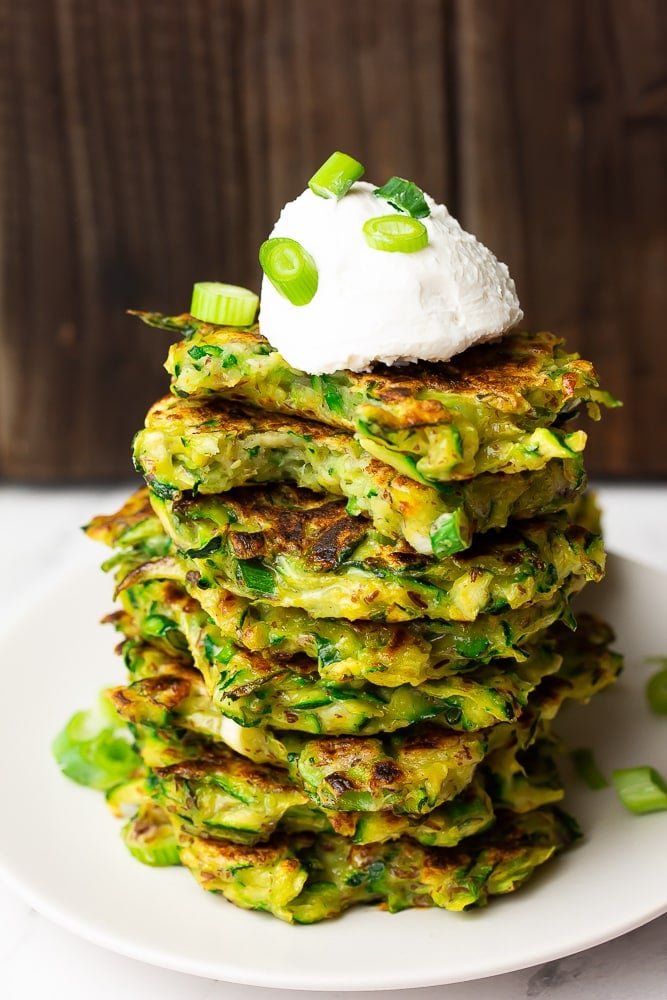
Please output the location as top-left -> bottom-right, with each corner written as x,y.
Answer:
258,180 -> 523,375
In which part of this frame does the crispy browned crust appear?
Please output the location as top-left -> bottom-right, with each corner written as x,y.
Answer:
109,673 -> 194,716
173,484 -> 368,571
146,394 -> 350,440
184,834 -> 301,873
154,744 -> 299,796
157,318 -> 586,417
353,341 -> 569,422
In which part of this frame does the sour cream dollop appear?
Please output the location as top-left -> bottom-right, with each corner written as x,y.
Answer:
259,181 -> 523,374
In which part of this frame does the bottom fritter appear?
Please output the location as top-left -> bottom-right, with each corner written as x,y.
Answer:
180,807 -> 579,923
116,787 -> 579,923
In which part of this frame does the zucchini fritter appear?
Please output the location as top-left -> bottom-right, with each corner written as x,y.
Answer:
108,613 -> 621,815
110,579 -> 564,735
86,490 -> 589,685
175,807 -> 579,923
133,395 -> 587,555
135,312 -> 616,483
140,485 -> 605,623
123,724 -> 562,849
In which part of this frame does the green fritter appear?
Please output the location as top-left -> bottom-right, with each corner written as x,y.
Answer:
147,737 -> 319,845
109,659 -> 489,814
132,725 -> 497,848
111,580 -> 564,735
129,576 -> 581,687
133,395 -> 587,555
135,486 -> 605,623
87,490 -> 583,685
134,312 -> 617,484
121,723 -> 562,849
109,614 -> 621,815
114,780 -> 577,921
85,488 -> 174,563
174,806 -> 579,923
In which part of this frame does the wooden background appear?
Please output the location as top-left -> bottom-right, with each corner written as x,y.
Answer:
0,0 -> 665,481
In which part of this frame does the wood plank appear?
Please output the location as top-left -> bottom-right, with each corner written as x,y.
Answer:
454,0 -> 667,476
0,0 -> 450,479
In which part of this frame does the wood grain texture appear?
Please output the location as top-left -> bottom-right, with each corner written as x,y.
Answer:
0,0 -> 664,480
0,0 -> 450,480
455,0 -> 667,476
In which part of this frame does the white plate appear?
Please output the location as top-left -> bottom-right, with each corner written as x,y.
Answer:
0,554 -> 666,991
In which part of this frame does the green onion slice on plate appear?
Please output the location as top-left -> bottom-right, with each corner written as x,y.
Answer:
374,176 -> 430,219
612,766 -> 667,814
52,694 -> 141,791
363,214 -> 428,253
259,238 -> 318,305
190,282 -> 259,326
308,151 -> 365,199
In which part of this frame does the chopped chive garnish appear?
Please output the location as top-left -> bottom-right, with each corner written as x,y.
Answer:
308,151 -> 365,199
646,668 -> 667,714
570,747 -> 609,790
363,214 -> 428,254
612,766 -> 667,814
374,176 -> 430,219
190,282 -> 259,326
259,238 -> 318,305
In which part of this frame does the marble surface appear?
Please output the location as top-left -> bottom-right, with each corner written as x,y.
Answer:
1,483 -> 666,1000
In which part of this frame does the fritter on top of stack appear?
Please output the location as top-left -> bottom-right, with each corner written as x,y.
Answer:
77,314 -> 621,924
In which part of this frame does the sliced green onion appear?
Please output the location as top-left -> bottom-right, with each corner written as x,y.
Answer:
570,747 -> 609,790
142,614 -> 178,638
182,536 -> 223,559
52,695 -> 141,791
190,282 -> 259,326
106,778 -> 147,818
237,559 -> 276,596
374,176 -> 430,219
430,512 -> 468,558
646,668 -> 667,714
612,766 -> 667,814
308,151 -> 365,199
259,238 -> 318,305
363,214 -> 428,254
121,803 -> 180,866
125,840 -> 180,866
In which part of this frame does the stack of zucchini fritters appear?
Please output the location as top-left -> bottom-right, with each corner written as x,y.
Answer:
87,313 -> 621,923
